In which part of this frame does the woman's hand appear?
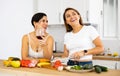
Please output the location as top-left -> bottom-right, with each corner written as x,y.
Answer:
38,39 -> 48,47
70,51 -> 84,59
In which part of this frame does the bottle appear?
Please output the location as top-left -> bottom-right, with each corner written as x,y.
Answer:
53,41 -> 57,53
103,48 -> 107,56
107,48 -> 112,56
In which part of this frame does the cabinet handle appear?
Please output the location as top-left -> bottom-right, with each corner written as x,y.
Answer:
115,62 -> 117,69
86,11 -> 89,22
59,12 -> 61,23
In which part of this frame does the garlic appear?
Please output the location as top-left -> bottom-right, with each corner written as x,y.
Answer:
57,66 -> 63,71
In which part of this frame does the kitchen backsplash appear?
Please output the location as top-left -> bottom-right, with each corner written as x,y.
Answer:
102,40 -> 120,55
47,24 -> 66,52
47,24 -> 120,55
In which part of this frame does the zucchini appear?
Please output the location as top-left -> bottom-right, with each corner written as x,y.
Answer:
94,65 -> 108,72
99,66 -> 108,72
95,66 -> 102,73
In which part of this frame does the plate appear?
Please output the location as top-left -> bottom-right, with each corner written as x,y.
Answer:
65,66 -> 93,73
67,69 -> 93,73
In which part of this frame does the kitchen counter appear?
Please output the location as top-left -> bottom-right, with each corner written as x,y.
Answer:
53,53 -> 120,61
0,60 -> 120,76
93,56 -> 120,61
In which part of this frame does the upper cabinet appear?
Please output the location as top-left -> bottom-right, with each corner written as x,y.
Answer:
61,0 -> 89,23
37,0 -> 62,24
37,0 -> 120,39
103,0 -> 119,39
88,0 -> 103,37
88,0 -> 119,40
37,0 -> 89,24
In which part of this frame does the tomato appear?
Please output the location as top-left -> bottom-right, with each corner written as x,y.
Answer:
53,60 -> 62,69
54,60 -> 61,65
21,60 -> 31,67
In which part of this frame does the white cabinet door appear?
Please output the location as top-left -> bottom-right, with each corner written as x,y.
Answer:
93,60 -> 117,69
38,0 -> 62,24
89,0 -> 103,23
103,0 -> 118,39
61,0 -> 89,23
117,61 -> 120,70
89,0 -> 103,36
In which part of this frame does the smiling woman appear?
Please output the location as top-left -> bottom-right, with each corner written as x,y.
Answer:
62,7 -> 104,66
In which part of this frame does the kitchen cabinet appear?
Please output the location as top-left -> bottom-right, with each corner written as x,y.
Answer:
61,0 -> 89,23
37,0 -> 89,24
117,61 -> 120,69
89,0 -> 119,40
88,0 -> 103,36
93,60 -> 119,70
102,0 -> 119,39
37,0 -> 62,24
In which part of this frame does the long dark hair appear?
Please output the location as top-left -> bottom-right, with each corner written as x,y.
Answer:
63,7 -> 83,32
31,12 -> 47,27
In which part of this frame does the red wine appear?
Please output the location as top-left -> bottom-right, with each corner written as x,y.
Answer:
36,36 -> 43,40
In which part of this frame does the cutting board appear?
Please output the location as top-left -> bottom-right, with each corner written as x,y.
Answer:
40,65 -> 57,70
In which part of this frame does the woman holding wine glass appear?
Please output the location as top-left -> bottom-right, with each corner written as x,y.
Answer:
21,12 -> 54,61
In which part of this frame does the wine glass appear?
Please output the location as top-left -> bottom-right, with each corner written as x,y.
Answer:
36,28 -> 45,40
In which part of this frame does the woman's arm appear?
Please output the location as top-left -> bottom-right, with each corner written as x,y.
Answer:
71,36 -> 104,59
21,35 -> 29,59
85,36 -> 104,55
42,35 -> 54,60
21,35 -> 39,61
62,45 -> 69,57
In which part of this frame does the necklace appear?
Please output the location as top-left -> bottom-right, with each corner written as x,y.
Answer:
36,46 -> 42,52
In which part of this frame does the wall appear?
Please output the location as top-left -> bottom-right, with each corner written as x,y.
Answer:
0,0 -> 34,59
102,40 -> 120,54
47,25 -> 66,52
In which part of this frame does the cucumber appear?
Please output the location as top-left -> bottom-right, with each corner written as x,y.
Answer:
99,66 -> 108,72
95,66 -> 102,73
94,65 -> 108,72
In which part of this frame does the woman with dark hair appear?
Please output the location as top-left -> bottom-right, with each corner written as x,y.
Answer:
62,8 -> 104,65
21,13 -> 54,61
